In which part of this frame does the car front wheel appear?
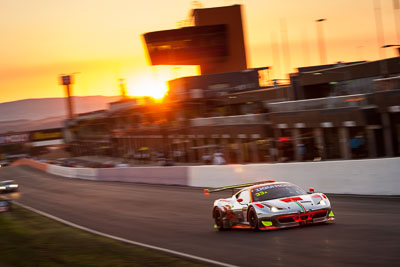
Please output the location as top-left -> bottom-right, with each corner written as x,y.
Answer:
248,207 -> 259,231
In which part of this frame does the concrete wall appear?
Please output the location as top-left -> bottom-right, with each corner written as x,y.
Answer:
48,165 -> 78,178
12,159 -> 187,185
12,157 -> 400,195
76,168 -> 98,181
97,166 -> 188,185
188,158 -> 400,195
48,165 -> 98,180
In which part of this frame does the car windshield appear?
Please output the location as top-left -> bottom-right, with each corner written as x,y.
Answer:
251,183 -> 306,202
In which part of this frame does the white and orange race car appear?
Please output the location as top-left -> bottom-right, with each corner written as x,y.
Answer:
205,180 -> 335,231
0,180 -> 20,212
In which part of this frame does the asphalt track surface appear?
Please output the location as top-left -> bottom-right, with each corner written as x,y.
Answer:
1,165 -> 400,267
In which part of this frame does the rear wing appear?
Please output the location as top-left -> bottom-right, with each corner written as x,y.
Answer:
203,180 -> 275,197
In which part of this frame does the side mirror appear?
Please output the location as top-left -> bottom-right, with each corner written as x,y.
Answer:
308,187 -> 315,194
237,198 -> 243,202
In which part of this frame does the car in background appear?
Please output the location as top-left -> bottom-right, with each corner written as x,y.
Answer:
115,163 -> 130,168
101,161 -> 115,168
0,180 -> 19,194
0,199 -> 11,212
205,180 -> 335,231
0,160 -> 10,167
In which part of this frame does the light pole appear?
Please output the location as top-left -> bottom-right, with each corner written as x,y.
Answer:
59,74 -> 75,120
316,18 -> 327,65
373,0 -> 386,59
59,72 -> 80,120
380,45 -> 400,78
393,0 -> 400,45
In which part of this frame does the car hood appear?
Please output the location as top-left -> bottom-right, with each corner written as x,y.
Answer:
259,193 -> 329,213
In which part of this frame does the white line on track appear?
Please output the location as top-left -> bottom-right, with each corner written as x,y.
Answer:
14,201 -> 237,267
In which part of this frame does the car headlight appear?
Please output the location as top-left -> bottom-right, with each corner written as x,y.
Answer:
318,199 -> 326,205
9,184 -> 18,188
271,206 -> 279,212
0,186 -> 6,190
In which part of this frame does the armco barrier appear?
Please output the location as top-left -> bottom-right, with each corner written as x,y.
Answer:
47,165 -> 98,180
48,165 -> 78,178
12,158 -> 187,185
188,157 -> 400,195
12,158 -> 48,172
75,168 -> 98,180
97,166 -> 188,185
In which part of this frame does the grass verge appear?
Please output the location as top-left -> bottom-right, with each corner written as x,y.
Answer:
0,204 -> 207,267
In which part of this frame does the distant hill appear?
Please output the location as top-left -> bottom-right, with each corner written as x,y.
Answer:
0,96 -> 120,122
0,116 -> 66,133
0,96 -> 120,133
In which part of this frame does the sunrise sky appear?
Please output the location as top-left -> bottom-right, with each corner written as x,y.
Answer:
1,0 -> 399,103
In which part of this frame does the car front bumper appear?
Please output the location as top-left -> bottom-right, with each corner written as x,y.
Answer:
258,208 -> 334,230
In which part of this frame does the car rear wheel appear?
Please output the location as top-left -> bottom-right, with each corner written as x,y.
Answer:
214,208 -> 225,231
248,207 -> 259,231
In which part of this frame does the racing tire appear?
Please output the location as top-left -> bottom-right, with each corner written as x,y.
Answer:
214,208 -> 226,231
248,207 -> 259,231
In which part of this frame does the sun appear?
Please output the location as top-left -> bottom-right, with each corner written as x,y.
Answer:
134,79 -> 168,100
127,77 -> 169,101
126,70 -> 171,101
125,66 -> 199,101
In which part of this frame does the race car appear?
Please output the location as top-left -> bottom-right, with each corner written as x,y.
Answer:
204,180 -> 335,231
0,180 -> 19,194
0,200 -> 11,212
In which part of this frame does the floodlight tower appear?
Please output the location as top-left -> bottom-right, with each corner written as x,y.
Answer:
59,74 -> 75,120
316,18 -> 327,65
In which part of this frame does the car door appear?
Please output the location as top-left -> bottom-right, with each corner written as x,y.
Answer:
231,189 -> 251,223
